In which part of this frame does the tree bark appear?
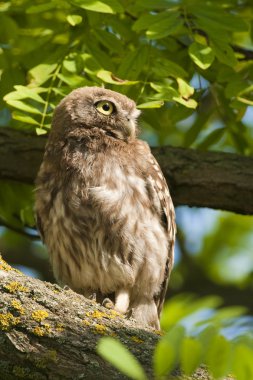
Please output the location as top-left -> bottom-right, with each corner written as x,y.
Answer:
1,127 -> 253,214
0,256 -> 232,380
0,256 -> 158,380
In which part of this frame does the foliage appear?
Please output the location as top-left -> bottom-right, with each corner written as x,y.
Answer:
1,1 -> 253,378
98,295 -> 253,379
0,0 -> 253,152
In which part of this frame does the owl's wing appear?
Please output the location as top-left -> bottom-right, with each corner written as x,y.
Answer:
142,143 -> 176,317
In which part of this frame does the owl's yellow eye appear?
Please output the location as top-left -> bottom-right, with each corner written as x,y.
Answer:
95,100 -> 115,115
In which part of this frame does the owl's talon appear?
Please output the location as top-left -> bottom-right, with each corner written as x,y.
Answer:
88,293 -> 96,301
102,298 -> 114,309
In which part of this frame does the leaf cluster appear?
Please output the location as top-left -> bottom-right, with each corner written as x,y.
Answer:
0,0 -> 253,153
98,295 -> 253,380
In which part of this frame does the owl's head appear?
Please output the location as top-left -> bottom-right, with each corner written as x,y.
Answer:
52,86 -> 141,140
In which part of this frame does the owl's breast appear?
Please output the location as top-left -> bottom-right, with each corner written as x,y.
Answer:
36,145 -> 168,296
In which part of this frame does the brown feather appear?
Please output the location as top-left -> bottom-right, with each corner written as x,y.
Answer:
35,87 -> 176,329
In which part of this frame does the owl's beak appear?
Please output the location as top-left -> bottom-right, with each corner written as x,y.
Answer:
124,118 -> 136,138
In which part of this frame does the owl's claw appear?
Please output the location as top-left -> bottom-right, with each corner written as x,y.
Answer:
88,293 -> 97,301
102,297 -> 114,309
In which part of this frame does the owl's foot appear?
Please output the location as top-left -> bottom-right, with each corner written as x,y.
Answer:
131,298 -> 160,329
88,293 -> 97,301
115,289 -> 130,314
102,297 -> 115,309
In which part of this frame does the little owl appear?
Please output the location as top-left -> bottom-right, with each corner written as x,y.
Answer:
35,87 -> 176,329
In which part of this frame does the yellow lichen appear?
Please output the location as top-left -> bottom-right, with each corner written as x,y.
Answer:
0,312 -> 20,330
82,319 -> 91,326
4,281 -> 29,293
0,256 -> 13,271
32,323 -> 51,336
130,336 -> 144,344
86,310 -> 108,319
32,310 -> 49,322
33,326 -> 44,336
43,323 -> 51,332
11,299 -> 25,315
86,309 -> 123,320
93,323 -> 107,334
56,322 -> 64,332
0,256 -> 22,273
154,330 -> 163,336
107,309 -> 123,318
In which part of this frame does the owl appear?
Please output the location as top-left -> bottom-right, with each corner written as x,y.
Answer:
35,87 -> 176,329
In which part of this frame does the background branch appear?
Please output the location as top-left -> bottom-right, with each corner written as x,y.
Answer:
1,127 -> 253,214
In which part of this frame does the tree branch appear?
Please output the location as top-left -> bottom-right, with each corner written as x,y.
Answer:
0,256 -> 157,379
1,127 -> 253,214
0,255 -> 232,380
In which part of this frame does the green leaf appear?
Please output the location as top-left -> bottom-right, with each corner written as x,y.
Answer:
210,39 -> 238,67
5,100 -> 42,115
12,112 -> 40,125
154,339 -> 175,377
29,63 -> 58,86
4,85 -> 45,104
173,97 -> 198,109
97,337 -> 147,380
225,80 -> 250,98
66,14 -> 83,26
198,325 -> 219,348
237,96 -> 253,106
154,325 -> 185,377
133,10 -> 183,39
133,12 -> 171,32
160,296 -> 222,331
147,12 -> 183,39
150,82 -> 178,101
36,128 -> 48,135
181,338 -> 202,375
93,29 -> 123,53
137,100 -> 164,109
205,335 -> 230,378
188,42 -> 215,70
118,46 -> 148,80
20,205 -> 35,227
191,4 -> 248,33
177,78 -> 194,98
97,70 -> 138,85
233,345 -> 253,380
70,0 -> 123,14
152,58 -> 188,79
57,73 -> 87,87
135,0 -> 179,10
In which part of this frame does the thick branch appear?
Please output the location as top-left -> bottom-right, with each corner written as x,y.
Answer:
1,128 -> 253,214
0,256 -> 158,380
0,256 -> 232,380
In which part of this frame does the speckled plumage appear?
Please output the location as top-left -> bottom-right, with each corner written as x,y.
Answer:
35,87 -> 176,329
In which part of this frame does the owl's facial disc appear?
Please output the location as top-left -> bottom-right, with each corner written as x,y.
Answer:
93,98 -> 139,139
